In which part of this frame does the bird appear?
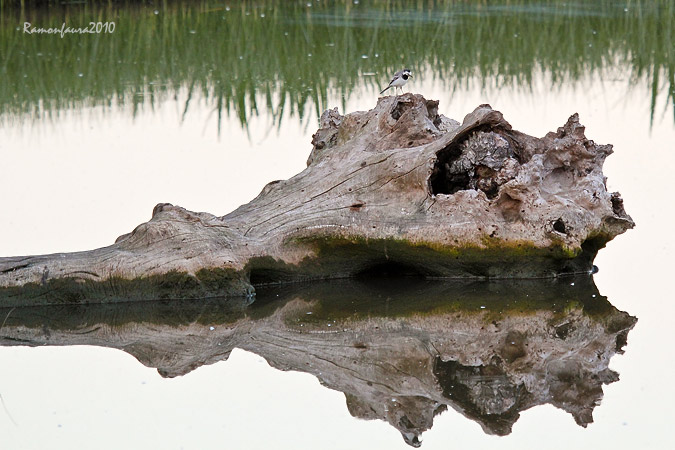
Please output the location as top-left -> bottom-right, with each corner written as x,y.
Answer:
380,68 -> 413,95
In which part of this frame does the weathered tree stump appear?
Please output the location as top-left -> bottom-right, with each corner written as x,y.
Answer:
0,94 -> 634,304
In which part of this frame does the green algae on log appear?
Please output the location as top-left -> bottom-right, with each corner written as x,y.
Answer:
0,95 -> 634,304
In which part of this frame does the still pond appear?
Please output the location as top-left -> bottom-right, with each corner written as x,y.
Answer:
0,1 -> 674,449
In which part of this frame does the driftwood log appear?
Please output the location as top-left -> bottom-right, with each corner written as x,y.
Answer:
0,277 -> 637,445
0,94 -> 634,304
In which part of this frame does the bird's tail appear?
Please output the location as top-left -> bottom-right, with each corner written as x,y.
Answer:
379,86 -> 391,95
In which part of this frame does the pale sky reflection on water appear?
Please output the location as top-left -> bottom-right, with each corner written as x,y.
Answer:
0,72 -> 674,449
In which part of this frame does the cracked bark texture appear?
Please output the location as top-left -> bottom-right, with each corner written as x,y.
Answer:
0,278 -> 637,446
0,94 -> 634,304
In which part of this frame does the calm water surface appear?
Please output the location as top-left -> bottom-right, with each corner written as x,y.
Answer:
0,1 -> 674,449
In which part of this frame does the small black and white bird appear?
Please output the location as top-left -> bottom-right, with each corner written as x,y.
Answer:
380,68 -> 413,95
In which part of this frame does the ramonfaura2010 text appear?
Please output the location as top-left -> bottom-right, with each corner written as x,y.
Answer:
22,22 -> 116,38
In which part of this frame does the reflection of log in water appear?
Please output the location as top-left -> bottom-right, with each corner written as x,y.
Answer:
0,276 -> 635,447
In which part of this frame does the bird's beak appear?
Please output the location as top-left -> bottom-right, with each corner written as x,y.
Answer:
409,74 -> 413,78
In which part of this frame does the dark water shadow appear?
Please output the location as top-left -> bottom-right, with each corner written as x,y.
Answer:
0,275 -> 636,446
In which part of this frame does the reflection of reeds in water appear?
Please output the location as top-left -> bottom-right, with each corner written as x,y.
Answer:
1,0 -> 673,130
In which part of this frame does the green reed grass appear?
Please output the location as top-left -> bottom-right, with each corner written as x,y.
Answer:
0,0 -> 673,130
